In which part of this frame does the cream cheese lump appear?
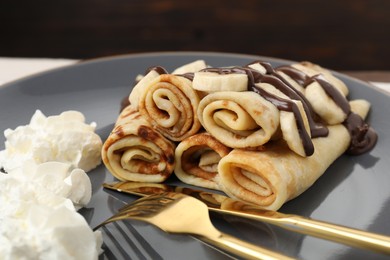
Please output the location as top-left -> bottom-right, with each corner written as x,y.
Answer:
0,110 -> 104,259
0,110 -> 102,173
0,164 -> 102,259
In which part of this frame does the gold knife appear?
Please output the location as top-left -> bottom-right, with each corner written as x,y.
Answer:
103,181 -> 390,255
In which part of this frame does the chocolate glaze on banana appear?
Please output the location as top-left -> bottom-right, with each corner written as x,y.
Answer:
200,62 -> 377,156
246,62 -> 328,138
123,61 -> 377,156
276,64 -> 377,154
201,65 -> 317,156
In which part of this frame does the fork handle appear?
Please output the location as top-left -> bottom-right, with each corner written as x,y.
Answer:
200,232 -> 294,260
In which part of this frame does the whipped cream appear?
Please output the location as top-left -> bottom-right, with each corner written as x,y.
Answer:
6,161 -> 92,210
0,110 -> 104,259
0,161 -> 102,260
0,110 -> 102,173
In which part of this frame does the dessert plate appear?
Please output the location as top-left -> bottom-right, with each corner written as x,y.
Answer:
1,52 -> 389,259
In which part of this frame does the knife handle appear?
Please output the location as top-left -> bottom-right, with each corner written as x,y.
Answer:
222,207 -> 390,254
200,232 -> 295,260
279,215 -> 390,254
233,210 -> 390,254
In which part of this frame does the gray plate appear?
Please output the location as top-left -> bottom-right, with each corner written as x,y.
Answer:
1,52 -> 389,260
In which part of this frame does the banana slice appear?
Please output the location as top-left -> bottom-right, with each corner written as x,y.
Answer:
247,62 -> 268,74
280,100 -> 312,157
255,82 -> 289,99
276,70 -> 306,94
129,69 -> 161,108
305,80 -> 348,125
192,71 -> 248,92
292,62 -> 349,96
172,60 -> 207,74
255,82 -> 313,156
349,99 -> 370,119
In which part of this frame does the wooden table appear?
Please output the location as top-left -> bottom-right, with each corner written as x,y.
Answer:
343,71 -> 390,83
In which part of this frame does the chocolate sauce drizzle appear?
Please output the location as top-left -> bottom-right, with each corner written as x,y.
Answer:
248,62 -> 328,138
123,62 -> 377,156
201,62 -> 377,156
304,74 -> 350,115
201,65 -> 316,156
147,66 -> 169,75
276,64 -> 377,154
276,65 -> 309,85
343,112 -> 378,155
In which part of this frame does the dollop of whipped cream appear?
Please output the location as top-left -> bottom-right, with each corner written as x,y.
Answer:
0,161 -> 102,259
0,110 -> 102,173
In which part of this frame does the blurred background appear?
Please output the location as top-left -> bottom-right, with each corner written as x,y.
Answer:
1,0 -> 389,70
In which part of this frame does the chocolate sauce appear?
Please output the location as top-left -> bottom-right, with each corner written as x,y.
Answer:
202,65 -> 316,156
178,72 -> 195,81
277,65 -> 350,114
250,81 -> 315,156
147,66 -> 168,75
343,112 -> 378,155
277,64 -> 378,155
247,63 -> 328,138
304,74 -> 350,114
277,65 -> 309,85
201,67 -> 249,75
119,62 -> 377,156
202,62 -> 378,156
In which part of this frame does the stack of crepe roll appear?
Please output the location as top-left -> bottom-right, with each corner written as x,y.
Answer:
102,59 -> 377,210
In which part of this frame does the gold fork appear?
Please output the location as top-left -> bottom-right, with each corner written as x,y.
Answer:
94,192 -> 294,260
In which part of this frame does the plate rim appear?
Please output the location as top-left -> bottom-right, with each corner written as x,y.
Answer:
1,51 -> 389,259
3,51 -> 388,98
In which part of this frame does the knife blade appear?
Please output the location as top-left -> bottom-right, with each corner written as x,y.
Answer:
103,181 -> 390,254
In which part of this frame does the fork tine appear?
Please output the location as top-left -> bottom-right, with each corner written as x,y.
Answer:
94,212 -> 131,231
100,220 -> 165,260
101,225 -> 132,259
94,194 -> 175,231
121,221 -> 164,260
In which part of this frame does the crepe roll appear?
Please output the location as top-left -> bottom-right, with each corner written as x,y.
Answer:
197,91 -> 280,148
102,106 -> 175,183
218,100 -> 374,210
129,68 -> 162,109
218,124 -> 350,210
174,133 -> 231,190
138,74 -> 201,141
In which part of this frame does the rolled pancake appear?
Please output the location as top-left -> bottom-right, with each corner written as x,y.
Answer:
138,74 -> 201,141
102,106 -> 175,182
197,91 -> 280,148
218,102 -> 371,210
174,132 -> 231,190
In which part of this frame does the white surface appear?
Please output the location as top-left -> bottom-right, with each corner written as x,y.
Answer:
0,57 -> 389,93
370,81 -> 390,93
0,57 -> 77,86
